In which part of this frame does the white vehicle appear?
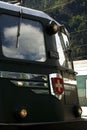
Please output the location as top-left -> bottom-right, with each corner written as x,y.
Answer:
81,106 -> 87,119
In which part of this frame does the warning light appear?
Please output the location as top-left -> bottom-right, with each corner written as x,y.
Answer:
46,21 -> 59,35
18,81 -> 23,87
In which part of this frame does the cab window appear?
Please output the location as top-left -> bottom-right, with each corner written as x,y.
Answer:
55,33 -> 66,66
0,14 -> 46,62
55,33 -> 72,69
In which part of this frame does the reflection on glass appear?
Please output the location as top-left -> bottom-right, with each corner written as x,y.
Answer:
62,33 -> 69,49
0,14 -> 46,62
0,71 -> 48,81
55,33 -> 66,66
0,71 -> 49,94
62,33 -> 73,69
55,33 -> 72,69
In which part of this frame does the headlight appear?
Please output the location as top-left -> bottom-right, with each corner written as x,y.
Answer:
19,108 -> 28,118
73,105 -> 82,117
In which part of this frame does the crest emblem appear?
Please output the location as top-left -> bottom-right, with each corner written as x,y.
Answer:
52,77 -> 64,95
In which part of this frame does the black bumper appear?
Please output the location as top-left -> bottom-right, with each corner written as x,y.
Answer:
0,119 -> 87,130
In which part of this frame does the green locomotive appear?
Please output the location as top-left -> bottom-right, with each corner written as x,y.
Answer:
0,1 -> 86,130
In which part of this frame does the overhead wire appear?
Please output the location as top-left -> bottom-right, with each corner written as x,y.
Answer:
70,29 -> 87,34
43,0 -> 75,12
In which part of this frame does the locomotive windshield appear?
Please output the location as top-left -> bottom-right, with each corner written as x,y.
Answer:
0,14 -> 46,62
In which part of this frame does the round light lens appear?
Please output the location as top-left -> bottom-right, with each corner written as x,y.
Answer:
73,105 -> 82,117
18,81 -> 23,87
53,24 -> 58,32
46,21 -> 59,35
78,108 -> 82,115
20,109 -> 28,118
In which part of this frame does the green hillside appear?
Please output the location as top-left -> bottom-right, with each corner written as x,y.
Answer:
1,0 -> 87,60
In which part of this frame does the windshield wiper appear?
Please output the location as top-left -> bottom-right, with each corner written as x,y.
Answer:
16,9 -> 22,48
